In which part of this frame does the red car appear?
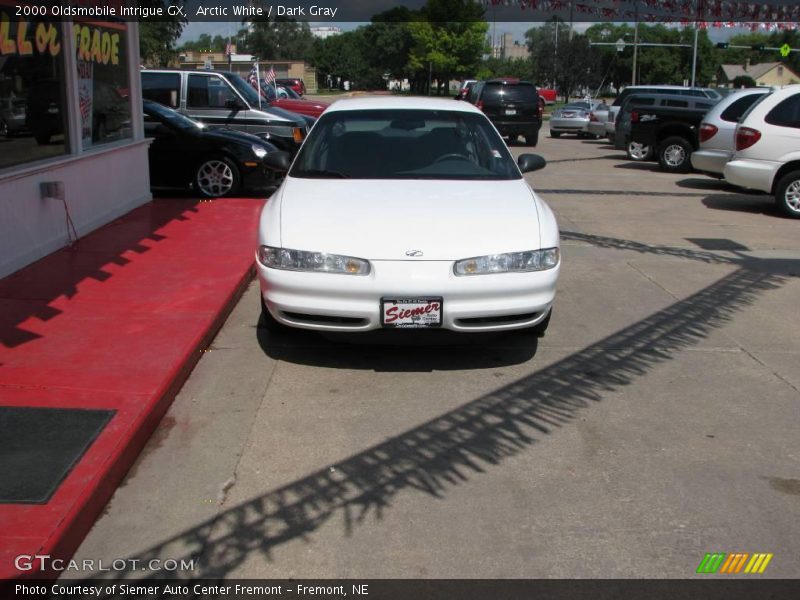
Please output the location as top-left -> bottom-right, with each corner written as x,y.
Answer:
275,78 -> 306,96
260,83 -> 329,119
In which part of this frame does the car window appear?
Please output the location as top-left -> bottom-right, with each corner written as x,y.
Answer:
664,98 -> 689,107
482,83 -> 537,104
719,93 -> 766,122
187,74 -> 238,109
290,109 -> 521,180
695,102 -> 713,109
765,94 -> 800,129
142,73 -> 181,108
630,97 -> 656,106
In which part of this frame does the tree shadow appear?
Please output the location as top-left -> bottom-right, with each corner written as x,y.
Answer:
88,233 -> 797,582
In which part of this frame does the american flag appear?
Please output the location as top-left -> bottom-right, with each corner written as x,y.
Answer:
264,66 -> 276,87
248,62 -> 259,88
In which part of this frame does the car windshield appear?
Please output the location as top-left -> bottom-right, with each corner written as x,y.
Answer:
280,85 -> 301,99
290,109 -> 521,180
564,103 -> 590,110
144,102 -> 203,131
227,73 -> 262,107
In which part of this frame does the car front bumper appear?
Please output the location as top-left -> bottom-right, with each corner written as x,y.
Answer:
691,148 -> 731,176
257,259 -> 559,332
723,158 -> 781,193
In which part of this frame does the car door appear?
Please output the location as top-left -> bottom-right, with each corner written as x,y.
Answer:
185,73 -> 250,132
144,116 -> 197,187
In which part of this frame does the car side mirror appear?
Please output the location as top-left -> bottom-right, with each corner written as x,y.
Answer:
518,153 -> 546,174
263,150 -> 291,173
225,98 -> 243,111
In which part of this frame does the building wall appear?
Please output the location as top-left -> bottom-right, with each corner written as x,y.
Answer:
0,20 -> 151,278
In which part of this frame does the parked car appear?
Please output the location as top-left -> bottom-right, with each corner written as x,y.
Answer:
550,100 -> 608,138
625,95 -> 719,172
616,93 -> 718,161
255,97 -> 559,334
690,87 -> 772,177
275,78 -> 306,96
260,82 -> 329,118
466,78 -> 543,146
141,69 -> 309,155
538,88 -> 557,105
607,85 -> 722,144
587,102 -> 611,138
0,96 -> 27,137
455,79 -> 477,100
723,85 -> 800,218
142,99 -> 281,198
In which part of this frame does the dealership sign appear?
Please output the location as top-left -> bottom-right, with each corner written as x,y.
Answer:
1,13 -> 121,65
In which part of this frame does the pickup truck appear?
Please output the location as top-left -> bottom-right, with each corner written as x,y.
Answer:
627,100 -> 717,173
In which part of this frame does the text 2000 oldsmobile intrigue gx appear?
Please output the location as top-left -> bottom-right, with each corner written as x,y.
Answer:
256,97 -> 560,335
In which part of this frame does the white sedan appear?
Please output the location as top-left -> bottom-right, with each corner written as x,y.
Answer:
256,97 -> 560,334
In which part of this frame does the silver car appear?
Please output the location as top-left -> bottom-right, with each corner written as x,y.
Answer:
690,88 -> 772,176
550,101 -> 607,138
587,103 -> 610,138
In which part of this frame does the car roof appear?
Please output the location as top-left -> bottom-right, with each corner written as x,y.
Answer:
326,96 -> 484,114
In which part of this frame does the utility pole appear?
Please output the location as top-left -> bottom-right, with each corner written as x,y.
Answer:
691,0 -> 699,87
632,3 -> 639,85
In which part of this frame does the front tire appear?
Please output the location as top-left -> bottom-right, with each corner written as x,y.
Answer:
195,156 -> 241,198
550,131 -> 561,138
775,170 -> 800,219
525,132 -> 539,146
658,136 -> 692,173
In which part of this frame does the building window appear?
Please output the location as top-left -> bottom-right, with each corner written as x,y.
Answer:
73,21 -> 132,149
0,15 -> 69,170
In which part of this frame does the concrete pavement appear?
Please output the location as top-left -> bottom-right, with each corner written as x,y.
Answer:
70,134 -> 800,579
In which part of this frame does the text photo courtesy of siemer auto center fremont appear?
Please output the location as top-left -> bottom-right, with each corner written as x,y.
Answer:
1,0 -> 800,595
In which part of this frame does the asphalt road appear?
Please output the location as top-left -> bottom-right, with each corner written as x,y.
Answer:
71,130 -> 800,579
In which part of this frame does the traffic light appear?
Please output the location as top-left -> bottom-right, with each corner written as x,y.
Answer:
716,42 -> 729,49
751,44 -> 765,51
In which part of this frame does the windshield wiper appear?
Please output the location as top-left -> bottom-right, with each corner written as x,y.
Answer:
293,169 -> 349,179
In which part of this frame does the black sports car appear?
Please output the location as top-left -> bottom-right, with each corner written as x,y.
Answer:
143,100 -> 281,198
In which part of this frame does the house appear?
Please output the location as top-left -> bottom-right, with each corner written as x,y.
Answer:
715,60 -> 800,87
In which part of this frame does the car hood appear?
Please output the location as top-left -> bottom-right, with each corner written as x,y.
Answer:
273,98 -> 329,112
202,127 -> 270,147
277,178 -> 542,260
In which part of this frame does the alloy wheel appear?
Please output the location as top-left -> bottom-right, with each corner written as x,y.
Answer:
663,144 -> 686,167
785,180 -> 800,214
628,142 -> 650,160
197,160 -> 234,197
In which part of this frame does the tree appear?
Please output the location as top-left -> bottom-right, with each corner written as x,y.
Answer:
137,1 -> 186,67
241,18 -> 315,60
732,75 -> 758,88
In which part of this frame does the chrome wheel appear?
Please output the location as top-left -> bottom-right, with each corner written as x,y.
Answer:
628,141 -> 650,160
785,180 -> 800,213
663,144 -> 686,167
196,159 -> 234,197
0,119 -> 8,138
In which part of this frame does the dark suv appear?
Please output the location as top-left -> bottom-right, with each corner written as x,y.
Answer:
467,78 -> 543,146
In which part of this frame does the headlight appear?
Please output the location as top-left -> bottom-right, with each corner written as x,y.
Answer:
252,144 -> 268,158
454,248 -> 559,276
257,246 -> 370,275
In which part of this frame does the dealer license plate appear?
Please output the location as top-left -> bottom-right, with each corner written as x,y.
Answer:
381,297 -> 443,328
505,108 -> 517,115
